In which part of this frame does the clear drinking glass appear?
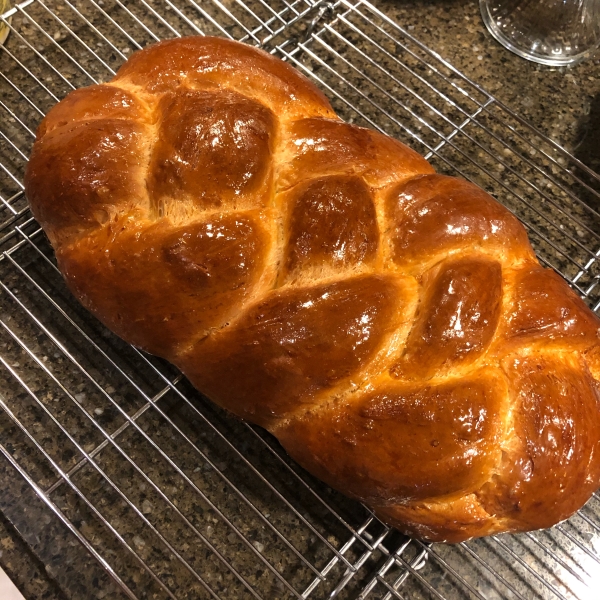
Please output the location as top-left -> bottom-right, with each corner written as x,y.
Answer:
480,0 -> 600,66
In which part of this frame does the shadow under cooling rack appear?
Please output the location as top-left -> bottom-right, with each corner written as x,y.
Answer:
0,0 -> 600,599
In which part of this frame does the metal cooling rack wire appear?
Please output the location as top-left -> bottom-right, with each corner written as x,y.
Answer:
280,38 -> 599,300
277,41 -> 598,300
334,1 -> 600,300
0,257 -> 306,599
341,1 -> 600,196
1,221 -> 400,599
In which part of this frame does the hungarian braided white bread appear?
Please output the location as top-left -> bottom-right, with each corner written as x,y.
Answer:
25,36 -> 600,543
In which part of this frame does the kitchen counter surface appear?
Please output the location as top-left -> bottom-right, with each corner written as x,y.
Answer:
374,0 -> 600,173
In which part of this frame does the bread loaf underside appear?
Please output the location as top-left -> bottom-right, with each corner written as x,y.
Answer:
24,36 -> 600,543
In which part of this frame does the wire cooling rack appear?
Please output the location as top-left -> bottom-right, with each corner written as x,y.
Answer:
0,0 -> 599,598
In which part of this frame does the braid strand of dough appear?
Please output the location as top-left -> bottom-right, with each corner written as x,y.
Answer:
25,37 -> 600,543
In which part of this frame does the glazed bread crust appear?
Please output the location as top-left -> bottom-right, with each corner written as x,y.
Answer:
25,36 -> 600,543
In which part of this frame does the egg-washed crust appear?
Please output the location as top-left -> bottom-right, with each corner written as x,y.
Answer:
25,36 -> 600,543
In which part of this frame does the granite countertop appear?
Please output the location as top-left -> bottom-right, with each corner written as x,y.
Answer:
374,0 -> 600,172
1,1 -> 599,599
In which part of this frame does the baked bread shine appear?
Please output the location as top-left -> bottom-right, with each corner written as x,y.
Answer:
25,36 -> 600,543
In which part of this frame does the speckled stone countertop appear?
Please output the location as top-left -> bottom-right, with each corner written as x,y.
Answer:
1,0 -> 599,599
373,0 -> 600,172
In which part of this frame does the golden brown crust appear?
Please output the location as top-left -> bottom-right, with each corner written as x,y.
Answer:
278,117 -> 434,190
392,256 -> 503,381
276,369 -> 505,504
499,264 -> 600,349
372,495 -> 504,544
56,212 -> 271,356
25,36 -> 600,543
35,84 -> 153,139
281,175 -> 379,283
181,274 -> 409,428
386,174 -> 537,272
480,354 -> 600,530
25,119 -> 151,241
148,88 -> 276,215
112,36 -> 335,120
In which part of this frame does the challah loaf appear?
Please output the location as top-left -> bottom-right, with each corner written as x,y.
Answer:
25,36 -> 600,543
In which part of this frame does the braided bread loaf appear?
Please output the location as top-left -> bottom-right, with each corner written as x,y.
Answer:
25,36 -> 600,543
